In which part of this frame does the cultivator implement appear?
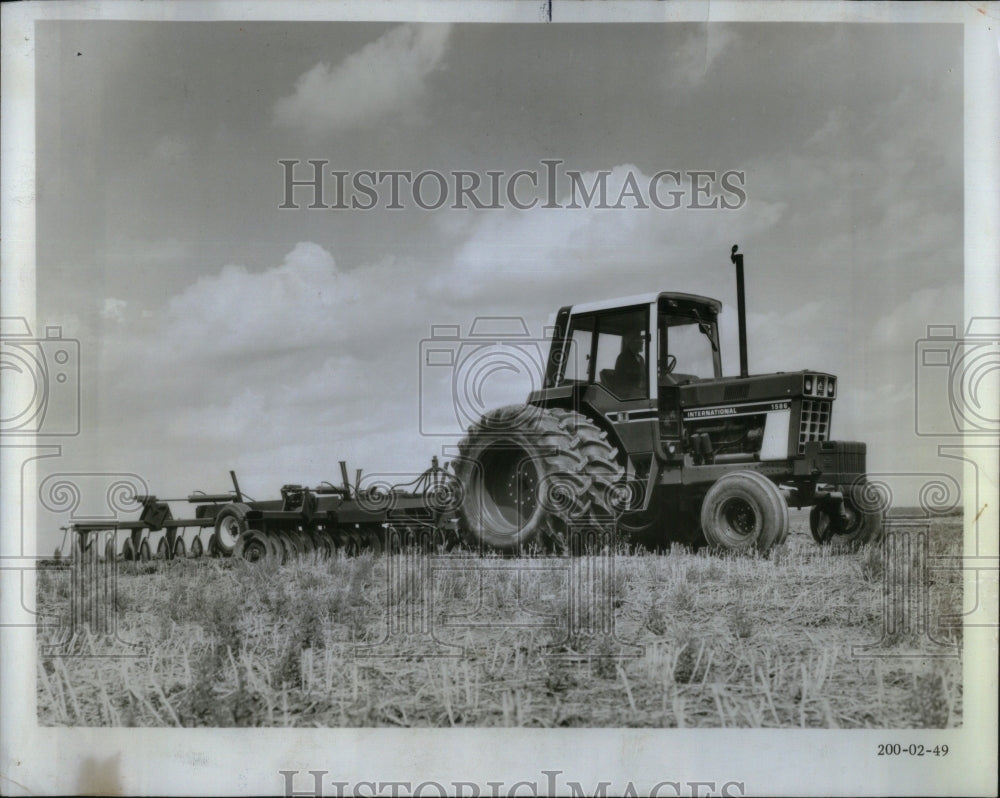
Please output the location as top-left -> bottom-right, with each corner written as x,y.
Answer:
68,459 -> 463,564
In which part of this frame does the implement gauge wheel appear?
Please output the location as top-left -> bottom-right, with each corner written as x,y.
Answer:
700,471 -> 788,555
233,529 -> 275,563
213,503 -> 250,556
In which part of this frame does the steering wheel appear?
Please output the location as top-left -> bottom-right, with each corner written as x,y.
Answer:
662,354 -> 677,375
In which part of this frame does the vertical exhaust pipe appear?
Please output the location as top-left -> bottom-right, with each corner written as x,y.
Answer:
731,244 -> 749,378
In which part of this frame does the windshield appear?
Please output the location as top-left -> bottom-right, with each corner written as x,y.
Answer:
659,313 -> 719,381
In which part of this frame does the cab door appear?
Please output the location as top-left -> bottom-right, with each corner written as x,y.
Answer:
565,303 -> 659,475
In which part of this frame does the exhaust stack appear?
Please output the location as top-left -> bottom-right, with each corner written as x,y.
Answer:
731,244 -> 749,378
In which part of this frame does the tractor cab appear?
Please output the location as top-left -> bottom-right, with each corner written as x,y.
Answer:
544,292 -> 721,398
537,292 -> 723,478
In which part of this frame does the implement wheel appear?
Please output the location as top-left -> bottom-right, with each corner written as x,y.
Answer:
700,471 -> 788,555
233,529 -> 276,563
190,536 -> 204,558
173,536 -> 186,559
454,405 -> 623,551
138,540 -> 151,563
213,503 -> 250,556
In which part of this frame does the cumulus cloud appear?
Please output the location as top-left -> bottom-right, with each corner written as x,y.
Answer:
274,24 -> 452,134
430,164 -> 785,310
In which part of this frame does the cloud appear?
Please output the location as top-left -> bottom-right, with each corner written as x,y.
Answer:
667,25 -> 739,89
430,165 -> 785,310
274,24 -> 451,134
99,298 -> 127,322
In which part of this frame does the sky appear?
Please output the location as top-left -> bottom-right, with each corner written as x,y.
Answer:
29,21 -> 965,546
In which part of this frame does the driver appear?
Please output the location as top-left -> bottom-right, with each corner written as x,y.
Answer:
614,330 -> 647,397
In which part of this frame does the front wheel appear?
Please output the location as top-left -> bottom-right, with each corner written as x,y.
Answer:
811,495 -> 883,549
700,471 -> 788,554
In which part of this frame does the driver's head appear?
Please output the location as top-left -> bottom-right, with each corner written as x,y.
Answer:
623,330 -> 644,354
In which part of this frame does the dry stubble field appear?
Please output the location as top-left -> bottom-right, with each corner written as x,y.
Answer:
36,510 -> 963,727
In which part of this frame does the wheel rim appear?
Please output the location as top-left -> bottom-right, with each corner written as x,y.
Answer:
479,443 -> 539,532
718,497 -> 759,543
217,515 -> 242,549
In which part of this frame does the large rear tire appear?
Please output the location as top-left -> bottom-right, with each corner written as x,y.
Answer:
700,471 -> 788,554
454,405 -> 624,551
213,503 -> 250,556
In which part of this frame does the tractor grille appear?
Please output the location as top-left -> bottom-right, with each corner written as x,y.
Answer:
798,399 -> 832,453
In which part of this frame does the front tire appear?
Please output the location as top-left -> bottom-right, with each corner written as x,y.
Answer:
811,494 -> 883,549
700,471 -> 788,554
454,405 -> 624,551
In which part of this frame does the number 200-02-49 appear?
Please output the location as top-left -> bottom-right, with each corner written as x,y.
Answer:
877,744 -> 949,757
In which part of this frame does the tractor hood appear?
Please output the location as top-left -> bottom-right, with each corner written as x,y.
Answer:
677,370 -> 836,408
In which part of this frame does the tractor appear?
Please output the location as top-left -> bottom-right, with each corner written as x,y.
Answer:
454,246 -> 881,554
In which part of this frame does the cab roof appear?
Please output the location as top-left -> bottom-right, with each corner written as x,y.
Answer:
569,291 -> 722,315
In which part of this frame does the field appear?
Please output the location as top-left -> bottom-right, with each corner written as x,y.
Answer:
35,510 -> 963,727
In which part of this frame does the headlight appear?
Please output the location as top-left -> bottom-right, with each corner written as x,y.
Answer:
804,375 -> 813,395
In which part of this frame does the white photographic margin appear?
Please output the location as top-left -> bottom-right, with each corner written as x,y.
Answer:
1,1 -> 997,796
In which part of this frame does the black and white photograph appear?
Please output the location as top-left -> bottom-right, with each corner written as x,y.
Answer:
1,1 -> 997,795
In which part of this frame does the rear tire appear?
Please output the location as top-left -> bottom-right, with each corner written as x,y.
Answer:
213,503 -> 250,556
700,471 -> 788,554
455,405 -> 623,551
